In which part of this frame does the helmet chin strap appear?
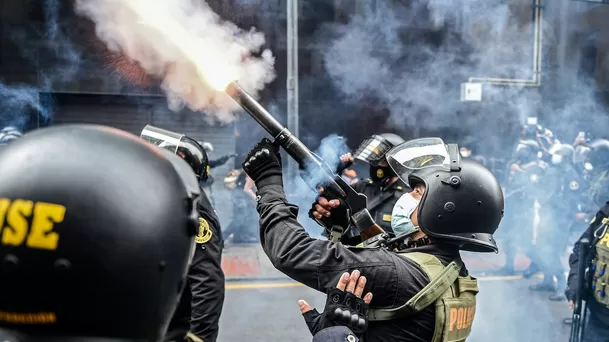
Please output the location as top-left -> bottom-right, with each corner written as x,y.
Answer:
396,236 -> 432,251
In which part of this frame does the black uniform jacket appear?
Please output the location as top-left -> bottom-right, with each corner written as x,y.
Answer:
567,202 -> 609,330
257,184 -> 467,342
166,191 -> 225,342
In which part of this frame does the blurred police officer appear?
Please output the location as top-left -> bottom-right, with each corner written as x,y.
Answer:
329,133 -> 409,244
565,201 -> 609,341
243,137 -> 504,342
141,125 -> 225,342
0,124 -> 200,341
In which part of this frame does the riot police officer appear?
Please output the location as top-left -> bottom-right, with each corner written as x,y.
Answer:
243,137 -> 504,342
500,136 -> 544,276
565,201 -> 609,341
0,124 -> 200,341
533,144 -> 588,300
197,141 -> 238,206
141,125 -> 225,342
330,133 -> 409,244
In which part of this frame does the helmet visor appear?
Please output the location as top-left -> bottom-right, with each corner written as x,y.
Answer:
141,125 -> 184,154
386,138 -> 449,182
353,135 -> 393,166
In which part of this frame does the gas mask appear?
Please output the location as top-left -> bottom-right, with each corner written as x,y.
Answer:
391,192 -> 420,237
370,164 -> 394,183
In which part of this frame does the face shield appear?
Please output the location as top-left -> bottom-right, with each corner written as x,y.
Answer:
353,135 -> 394,166
385,138 -> 451,184
141,125 -> 209,181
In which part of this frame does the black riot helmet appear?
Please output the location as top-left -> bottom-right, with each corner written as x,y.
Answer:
587,138 -> 609,170
0,126 -> 23,145
353,133 -> 405,166
141,125 -> 210,182
387,138 -> 504,253
354,133 -> 405,183
0,124 -> 200,341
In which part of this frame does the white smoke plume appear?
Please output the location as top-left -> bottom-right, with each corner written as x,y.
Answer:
74,0 -> 276,123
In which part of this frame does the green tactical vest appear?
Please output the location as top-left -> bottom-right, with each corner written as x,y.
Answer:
591,217 -> 609,308
368,252 -> 479,342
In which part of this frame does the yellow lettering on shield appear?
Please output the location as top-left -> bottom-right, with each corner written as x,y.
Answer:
0,199 -> 65,251
195,218 -> 212,244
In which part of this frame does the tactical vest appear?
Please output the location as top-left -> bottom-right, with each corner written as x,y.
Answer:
368,252 -> 479,342
591,217 -> 609,308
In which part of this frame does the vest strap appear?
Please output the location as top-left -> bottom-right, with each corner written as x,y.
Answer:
368,253 -> 463,321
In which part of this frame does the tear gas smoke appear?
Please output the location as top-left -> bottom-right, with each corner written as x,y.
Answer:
1,0 -> 83,130
286,134 -> 350,237
315,0 -> 608,154
41,0 -> 82,87
0,83 -> 48,131
74,0 -> 276,123
308,1 -> 606,341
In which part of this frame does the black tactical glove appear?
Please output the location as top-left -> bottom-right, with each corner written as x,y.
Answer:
242,138 -> 283,189
308,195 -> 350,233
302,288 -> 369,337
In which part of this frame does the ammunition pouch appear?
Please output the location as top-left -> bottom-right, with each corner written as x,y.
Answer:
367,252 -> 478,342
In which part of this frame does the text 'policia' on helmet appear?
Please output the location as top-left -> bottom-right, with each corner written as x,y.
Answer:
0,124 -> 201,341
386,138 -> 504,253
353,133 -> 405,166
141,125 -> 210,182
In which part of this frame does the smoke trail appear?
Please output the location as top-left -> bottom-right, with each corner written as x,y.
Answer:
0,83 -> 48,131
74,0 -> 276,123
1,0 -> 80,130
41,0 -> 82,88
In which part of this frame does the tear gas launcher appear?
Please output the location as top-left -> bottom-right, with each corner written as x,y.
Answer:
225,81 -> 383,241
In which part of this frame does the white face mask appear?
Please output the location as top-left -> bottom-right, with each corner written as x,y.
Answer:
391,193 -> 420,237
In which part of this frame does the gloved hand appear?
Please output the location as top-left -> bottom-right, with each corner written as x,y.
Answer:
308,195 -> 350,231
242,138 -> 283,189
298,270 -> 372,337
